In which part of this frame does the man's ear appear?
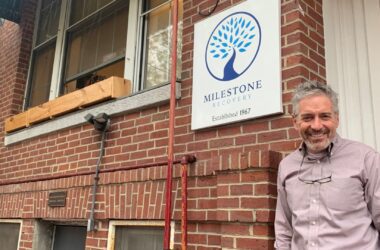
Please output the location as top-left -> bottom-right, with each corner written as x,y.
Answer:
335,113 -> 339,127
292,114 -> 300,130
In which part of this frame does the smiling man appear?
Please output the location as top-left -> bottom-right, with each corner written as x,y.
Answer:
274,81 -> 380,249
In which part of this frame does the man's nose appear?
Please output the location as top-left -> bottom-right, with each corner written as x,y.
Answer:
310,117 -> 323,130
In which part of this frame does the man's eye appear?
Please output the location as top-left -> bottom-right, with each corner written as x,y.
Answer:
320,115 -> 332,120
301,116 -> 313,122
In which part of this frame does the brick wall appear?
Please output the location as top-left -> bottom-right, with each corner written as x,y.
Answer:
0,0 -> 36,138
0,0 -> 325,249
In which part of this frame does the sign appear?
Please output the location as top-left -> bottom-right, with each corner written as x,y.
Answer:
191,0 -> 282,130
48,191 -> 67,207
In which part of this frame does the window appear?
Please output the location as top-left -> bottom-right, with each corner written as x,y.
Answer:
52,225 -> 86,250
141,0 -> 183,89
0,220 -> 22,250
28,0 -> 61,107
107,221 -> 174,250
115,226 -> 164,250
29,220 -> 87,250
26,0 -> 182,108
63,0 -> 128,94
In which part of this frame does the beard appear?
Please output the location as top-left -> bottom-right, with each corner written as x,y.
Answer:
302,127 -> 334,154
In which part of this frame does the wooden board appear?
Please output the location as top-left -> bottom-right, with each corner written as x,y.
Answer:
4,111 -> 29,133
5,77 -> 131,133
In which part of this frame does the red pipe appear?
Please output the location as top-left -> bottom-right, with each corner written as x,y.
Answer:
0,160 -> 182,186
164,0 -> 179,249
181,162 -> 188,250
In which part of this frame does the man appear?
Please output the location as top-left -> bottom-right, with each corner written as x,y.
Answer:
275,81 -> 380,249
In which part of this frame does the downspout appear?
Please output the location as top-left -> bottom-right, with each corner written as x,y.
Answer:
84,113 -> 110,231
164,0 -> 179,249
87,128 -> 107,231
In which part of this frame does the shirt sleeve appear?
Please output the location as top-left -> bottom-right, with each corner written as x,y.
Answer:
364,150 -> 380,231
274,165 -> 293,249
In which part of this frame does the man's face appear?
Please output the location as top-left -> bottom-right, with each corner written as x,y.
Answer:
293,94 -> 339,154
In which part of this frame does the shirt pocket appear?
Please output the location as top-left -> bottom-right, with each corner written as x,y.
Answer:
321,178 -> 364,211
285,179 -> 310,212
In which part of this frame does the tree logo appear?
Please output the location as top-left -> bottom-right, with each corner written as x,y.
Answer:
205,12 -> 261,81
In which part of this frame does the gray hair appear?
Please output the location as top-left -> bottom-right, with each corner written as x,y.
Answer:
291,80 -> 339,115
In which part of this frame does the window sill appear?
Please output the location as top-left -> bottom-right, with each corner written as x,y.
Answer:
4,83 -> 181,146
5,77 -> 131,133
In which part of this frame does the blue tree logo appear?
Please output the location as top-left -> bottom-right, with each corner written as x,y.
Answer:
205,12 -> 261,81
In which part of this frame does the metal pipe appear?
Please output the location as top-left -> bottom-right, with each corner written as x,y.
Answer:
164,0 -> 179,249
181,162 -> 187,250
88,129 -> 107,231
0,160 -> 183,186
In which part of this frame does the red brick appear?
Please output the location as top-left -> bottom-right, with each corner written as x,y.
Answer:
241,197 -> 277,210
256,210 -> 276,223
253,224 -> 274,237
198,198 -> 217,209
210,138 -> 234,148
217,198 -> 239,208
242,121 -> 269,133
236,238 -> 273,250
221,236 -> 234,248
221,224 -> 250,235
229,210 -> 254,222
217,173 -> 240,184
230,184 -> 253,196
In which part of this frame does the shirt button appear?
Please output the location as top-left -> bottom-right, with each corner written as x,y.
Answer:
310,242 -> 316,246
317,160 -> 320,164
311,221 -> 316,225
312,199 -> 317,203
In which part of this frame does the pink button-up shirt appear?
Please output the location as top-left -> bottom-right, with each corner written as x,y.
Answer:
275,135 -> 380,249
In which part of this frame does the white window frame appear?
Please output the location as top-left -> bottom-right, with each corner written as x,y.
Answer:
140,0 -> 173,89
106,220 -> 175,250
0,219 -> 23,250
25,0 -> 142,108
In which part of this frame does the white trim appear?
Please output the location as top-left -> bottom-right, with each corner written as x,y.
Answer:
363,0 -> 380,149
324,0 -> 380,150
0,219 -> 23,250
49,0 -> 69,100
5,83 -> 181,146
106,220 -> 175,250
124,0 -> 140,91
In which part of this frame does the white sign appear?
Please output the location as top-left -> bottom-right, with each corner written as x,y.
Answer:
191,0 -> 282,130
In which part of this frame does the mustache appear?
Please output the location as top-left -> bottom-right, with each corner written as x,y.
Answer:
305,127 -> 329,136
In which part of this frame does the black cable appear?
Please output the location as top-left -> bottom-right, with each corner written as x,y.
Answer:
198,0 -> 220,17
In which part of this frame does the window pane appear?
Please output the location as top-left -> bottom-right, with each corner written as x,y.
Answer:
65,4 -> 128,81
29,43 -> 55,107
142,0 -> 183,89
52,226 -> 86,250
144,0 -> 169,11
37,0 -> 61,45
115,226 -> 164,250
0,223 -> 20,250
63,60 -> 125,94
70,0 -> 113,25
